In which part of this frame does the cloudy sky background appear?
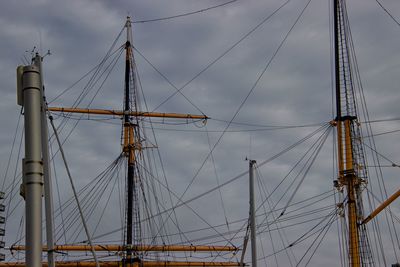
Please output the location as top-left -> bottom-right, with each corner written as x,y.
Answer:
1,0 -> 400,266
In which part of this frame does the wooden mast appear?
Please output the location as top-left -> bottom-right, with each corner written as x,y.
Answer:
122,16 -> 137,267
333,0 -> 361,266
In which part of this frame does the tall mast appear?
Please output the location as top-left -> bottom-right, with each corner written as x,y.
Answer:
332,0 -> 370,266
122,16 -> 140,266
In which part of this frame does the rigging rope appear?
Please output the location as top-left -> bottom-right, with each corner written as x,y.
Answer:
49,116 -> 100,267
132,0 -> 239,24
374,0 -> 400,27
151,0 -> 293,112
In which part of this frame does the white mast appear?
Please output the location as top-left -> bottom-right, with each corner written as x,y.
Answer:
17,58 -> 43,267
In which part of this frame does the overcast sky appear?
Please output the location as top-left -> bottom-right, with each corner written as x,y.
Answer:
1,0 -> 400,266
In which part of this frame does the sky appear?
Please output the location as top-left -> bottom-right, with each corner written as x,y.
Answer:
1,0 -> 400,266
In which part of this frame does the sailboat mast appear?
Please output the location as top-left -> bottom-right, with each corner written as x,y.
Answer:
124,14 -> 135,251
333,0 -> 362,266
333,0 -> 344,173
122,16 -> 141,266
124,16 -> 134,248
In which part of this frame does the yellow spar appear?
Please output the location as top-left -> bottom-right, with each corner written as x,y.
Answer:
47,107 -> 208,120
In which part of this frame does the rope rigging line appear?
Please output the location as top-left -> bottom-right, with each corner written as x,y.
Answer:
136,124 -> 330,226
46,47 -> 125,168
85,198 -> 334,246
158,0 -> 315,243
44,28 -> 126,165
361,140 -> 400,168
374,0 -> 400,27
279,126 -> 332,217
255,165 -> 296,265
133,55 -> 196,249
200,208 -> 338,265
205,126 -> 230,232
46,164 -> 125,243
59,157 -> 124,244
296,210 -> 337,267
211,117 -> 325,128
49,115 -> 100,266
255,208 -> 338,263
2,115 -> 25,245
136,67 -> 181,247
133,46 -> 206,116
1,113 -> 22,192
132,0 -> 239,24
363,128 -> 400,138
49,112 -> 330,134
252,124 -> 330,216
49,24 -> 126,104
151,0 -> 293,112
84,160 -> 124,239
131,161 -> 237,248
49,136 -> 68,245
170,204 -> 336,244
49,159 -> 115,235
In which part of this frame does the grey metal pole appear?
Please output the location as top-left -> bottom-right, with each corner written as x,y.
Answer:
21,64 -> 43,267
34,54 -> 55,267
249,160 -> 257,267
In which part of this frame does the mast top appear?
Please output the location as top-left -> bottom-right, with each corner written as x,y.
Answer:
126,16 -> 131,26
125,16 -> 132,42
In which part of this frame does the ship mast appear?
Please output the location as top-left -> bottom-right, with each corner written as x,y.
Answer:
332,0 -> 370,266
122,16 -> 138,266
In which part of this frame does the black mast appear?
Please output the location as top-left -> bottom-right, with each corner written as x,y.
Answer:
122,17 -> 139,266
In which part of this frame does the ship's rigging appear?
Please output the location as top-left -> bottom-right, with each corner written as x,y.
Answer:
0,0 -> 400,266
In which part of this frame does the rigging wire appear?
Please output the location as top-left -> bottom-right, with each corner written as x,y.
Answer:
3,116 -> 24,243
374,0 -> 400,27
49,46 -> 124,158
86,193 -> 334,245
49,116 -> 100,267
132,0 -> 239,24
211,118 -> 324,129
51,112 -> 326,132
363,128 -> 400,138
161,0 -> 315,242
279,126 -> 332,216
205,126 -> 230,231
134,47 -> 188,251
48,25 -> 126,104
132,161 -> 237,247
1,113 -> 22,192
298,211 -> 337,266
136,124 -> 330,226
361,140 -> 399,167
151,0 -> 293,112
49,135 -> 68,246
6,1 -> 400,264
256,164 -> 295,265
133,45 -> 206,116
